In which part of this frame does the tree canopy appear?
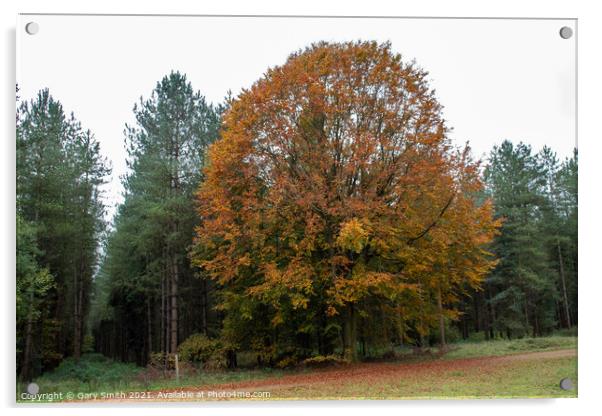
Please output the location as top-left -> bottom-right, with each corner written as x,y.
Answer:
192,41 -> 500,361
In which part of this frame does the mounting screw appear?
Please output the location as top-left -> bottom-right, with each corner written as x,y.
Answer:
559,378 -> 574,390
26,382 -> 39,395
559,26 -> 573,40
25,22 -> 39,35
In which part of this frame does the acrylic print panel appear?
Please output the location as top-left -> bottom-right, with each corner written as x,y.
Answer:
16,15 -> 577,402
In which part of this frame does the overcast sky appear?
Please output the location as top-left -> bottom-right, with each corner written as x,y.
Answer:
17,15 -> 576,220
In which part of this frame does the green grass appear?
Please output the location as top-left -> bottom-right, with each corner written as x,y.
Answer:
17,354 -> 288,402
442,335 -> 577,360
17,354 -> 143,400
17,335 -> 577,402
273,356 -> 577,400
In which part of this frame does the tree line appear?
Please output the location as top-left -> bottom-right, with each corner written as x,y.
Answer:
16,41 -> 577,378
16,87 -> 111,380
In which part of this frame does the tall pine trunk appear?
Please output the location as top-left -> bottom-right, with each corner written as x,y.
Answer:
170,256 -> 178,354
73,268 -> 81,361
73,258 -> 85,361
557,239 -> 572,329
20,289 -> 35,381
160,271 -> 165,356
147,297 -> 153,361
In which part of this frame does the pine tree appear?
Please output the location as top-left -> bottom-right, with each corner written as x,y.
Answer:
17,89 -> 110,375
92,72 -> 222,363
16,215 -> 54,381
484,141 -> 558,337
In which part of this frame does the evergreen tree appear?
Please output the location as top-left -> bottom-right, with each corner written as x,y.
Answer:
484,141 -> 558,337
92,72 -> 222,363
16,89 -> 110,377
16,215 -> 54,381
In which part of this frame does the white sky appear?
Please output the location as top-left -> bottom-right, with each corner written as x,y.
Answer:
17,15 -> 576,220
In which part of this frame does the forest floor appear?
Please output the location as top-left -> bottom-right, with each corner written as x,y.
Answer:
103,349 -> 577,401
19,336 -> 576,403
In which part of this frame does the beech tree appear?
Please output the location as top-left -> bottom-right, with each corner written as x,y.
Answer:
193,41 -> 499,362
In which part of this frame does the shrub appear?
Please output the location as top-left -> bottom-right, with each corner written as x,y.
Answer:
301,355 -> 349,368
275,356 -> 299,369
148,352 -> 177,370
430,324 -> 462,345
177,334 -> 228,369
82,334 -> 95,354
40,353 -> 141,386
272,345 -> 312,369
178,334 -> 221,363
554,327 -> 578,337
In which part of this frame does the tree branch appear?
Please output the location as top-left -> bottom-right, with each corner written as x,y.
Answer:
407,194 -> 455,244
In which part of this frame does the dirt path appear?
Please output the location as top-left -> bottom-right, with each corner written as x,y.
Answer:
80,348 -> 576,402
189,349 -> 577,393
489,349 -> 575,361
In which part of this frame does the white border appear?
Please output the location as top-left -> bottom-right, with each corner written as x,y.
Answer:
2,1 -> 600,415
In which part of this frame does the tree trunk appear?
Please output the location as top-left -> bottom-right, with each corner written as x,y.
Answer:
486,286 -> 495,340
397,312 -> 405,347
73,267 -> 81,361
437,285 -> 446,349
20,289 -> 35,381
342,304 -> 358,362
557,239 -> 572,329
169,127 -> 180,355
201,278 -> 208,335
73,259 -> 86,361
74,172 -> 91,362
161,270 -> 166,355
147,297 -> 153,361
524,296 -> 530,332
75,285 -> 83,360
170,257 -> 179,354
473,294 -> 481,332
21,173 -> 41,381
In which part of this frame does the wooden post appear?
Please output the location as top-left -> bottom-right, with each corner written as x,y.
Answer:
175,354 -> 179,383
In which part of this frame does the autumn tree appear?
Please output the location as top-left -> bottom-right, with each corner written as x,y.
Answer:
193,41 -> 499,362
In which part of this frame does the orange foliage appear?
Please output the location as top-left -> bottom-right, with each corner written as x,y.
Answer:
192,41 -> 499,336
